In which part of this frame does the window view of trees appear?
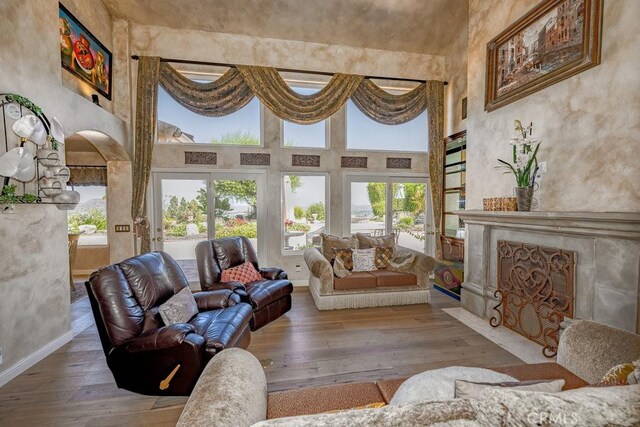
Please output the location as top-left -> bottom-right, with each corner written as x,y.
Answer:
283,175 -> 326,251
67,186 -> 108,245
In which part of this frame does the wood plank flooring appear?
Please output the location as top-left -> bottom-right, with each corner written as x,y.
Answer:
0,288 -> 522,426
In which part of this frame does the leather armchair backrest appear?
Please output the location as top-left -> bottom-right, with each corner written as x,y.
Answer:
196,237 -> 259,287
119,252 -> 189,311
87,252 -> 190,349
213,236 -> 259,270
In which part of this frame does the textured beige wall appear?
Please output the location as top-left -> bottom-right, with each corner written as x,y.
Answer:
445,4 -> 469,136
466,0 -> 640,212
0,0 -> 127,378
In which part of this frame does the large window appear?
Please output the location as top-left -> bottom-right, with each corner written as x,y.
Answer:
156,72 -> 261,145
347,176 -> 429,253
346,100 -> 428,152
67,185 -> 108,246
282,174 -> 327,252
282,86 -> 327,148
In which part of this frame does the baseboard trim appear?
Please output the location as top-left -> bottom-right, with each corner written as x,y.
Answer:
0,330 -> 73,388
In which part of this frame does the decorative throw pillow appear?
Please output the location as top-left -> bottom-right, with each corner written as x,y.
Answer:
158,287 -> 199,325
374,246 -> 394,269
320,233 -> 358,261
220,261 -> 262,284
332,256 -> 352,278
454,379 -> 565,400
355,232 -> 396,249
333,248 -> 353,271
352,248 -> 376,272
593,361 -> 640,387
387,252 -> 416,273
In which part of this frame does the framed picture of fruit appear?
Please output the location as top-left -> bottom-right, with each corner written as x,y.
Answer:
59,3 -> 112,100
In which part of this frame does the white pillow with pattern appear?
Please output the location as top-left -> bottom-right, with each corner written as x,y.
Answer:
352,248 -> 376,272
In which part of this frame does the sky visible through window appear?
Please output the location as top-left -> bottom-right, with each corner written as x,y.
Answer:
158,83 -> 427,151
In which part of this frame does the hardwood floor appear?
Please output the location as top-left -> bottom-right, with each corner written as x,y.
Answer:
0,288 -> 521,426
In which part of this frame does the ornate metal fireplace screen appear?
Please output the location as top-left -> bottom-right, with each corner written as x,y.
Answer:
490,241 -> 575,357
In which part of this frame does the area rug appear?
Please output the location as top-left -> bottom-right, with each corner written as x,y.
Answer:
433,260 -> 463,300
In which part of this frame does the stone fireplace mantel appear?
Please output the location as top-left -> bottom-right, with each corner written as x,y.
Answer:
457,210 -> 640,334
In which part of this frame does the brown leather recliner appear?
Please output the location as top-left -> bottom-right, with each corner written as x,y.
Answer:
196,236 -> 293,331
86,251 -> 253,396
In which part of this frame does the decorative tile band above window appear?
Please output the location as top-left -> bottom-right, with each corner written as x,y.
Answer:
240,153 -> 271,166
185,151 -> 217,165
341,156 -> 368,168
292,154 -> 321,167
386,157 -> 412,169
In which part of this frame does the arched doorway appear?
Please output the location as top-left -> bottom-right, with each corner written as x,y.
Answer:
65,130 -> 133,283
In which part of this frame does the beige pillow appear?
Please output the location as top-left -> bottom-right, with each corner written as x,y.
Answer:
387,252 -> 416,272
159,287 -> 199,325
455,379 -> 565,400
355,232 -> 396,249
320,233 -> 358,260
332,256 -> 352,278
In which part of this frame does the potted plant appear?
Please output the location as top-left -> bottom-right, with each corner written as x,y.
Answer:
0,184 -> 38,213
497,120 -> 541,211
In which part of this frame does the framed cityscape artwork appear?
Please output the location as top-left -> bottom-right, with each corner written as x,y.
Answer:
485,0 -> 602,111
59,3 -> 112,100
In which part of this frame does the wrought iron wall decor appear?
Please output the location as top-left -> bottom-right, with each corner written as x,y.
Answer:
490,240 -> 575,357
0,93 -> 79,212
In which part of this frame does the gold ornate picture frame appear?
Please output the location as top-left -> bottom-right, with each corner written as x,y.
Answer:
485,0 -> 603,112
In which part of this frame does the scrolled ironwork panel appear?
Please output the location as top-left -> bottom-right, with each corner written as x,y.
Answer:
492,240 -> 575,357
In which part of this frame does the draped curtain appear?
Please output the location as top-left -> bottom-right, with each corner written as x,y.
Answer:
68,166 -> 107,187
133,56 -> 445,255
426,81 -> 445,260
132,56 -> 160,254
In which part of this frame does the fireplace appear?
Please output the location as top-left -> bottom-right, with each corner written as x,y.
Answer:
456,211 -> 640,342
491,240 -> 575,357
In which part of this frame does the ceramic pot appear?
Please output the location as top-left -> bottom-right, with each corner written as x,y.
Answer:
36,148 -> 60,167
515,186 -> 534,212
50,165 -> 70,182
40,177 -> 63,197
53,190 -> 80,210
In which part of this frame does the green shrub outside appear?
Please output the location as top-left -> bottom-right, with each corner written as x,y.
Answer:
293,206 -> 304,220
305,202 -> 325,222
68,209 -> 107,232
287,222 -> 311,232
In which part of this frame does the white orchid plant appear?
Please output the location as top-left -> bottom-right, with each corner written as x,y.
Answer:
497,120 -> 541,188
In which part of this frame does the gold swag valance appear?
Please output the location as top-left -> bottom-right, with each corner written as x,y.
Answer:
133,56 -> 444,255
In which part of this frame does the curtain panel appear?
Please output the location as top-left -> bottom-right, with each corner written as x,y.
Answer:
351,79 -> 428,125
426,80 -> 445,260
132,56 -> 160,254
237,66 -> 364,124
68,166 -> 107,187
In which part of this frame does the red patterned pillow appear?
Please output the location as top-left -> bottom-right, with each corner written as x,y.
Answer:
220,262 -> 262,284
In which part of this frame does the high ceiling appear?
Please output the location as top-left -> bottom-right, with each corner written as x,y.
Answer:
102,0 -> 468,55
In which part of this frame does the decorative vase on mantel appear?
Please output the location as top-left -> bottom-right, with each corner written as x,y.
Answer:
515,186 -> 534,212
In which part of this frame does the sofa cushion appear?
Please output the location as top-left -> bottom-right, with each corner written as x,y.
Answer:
334,272 -> 377,290
455,378 -> 565,399
221,261 -> 263,285
355,232 -> 396,250
352,248 -> 376,272
320,233 -> 357,261
267,382 -> 385,419
188,304 -> 252,352
332,256 -> 351,278
390,367 -> 516,405
158,287 -> 199,325
245,280 -> 293,310
369,270 -> 417,287
493,362 -> 589,390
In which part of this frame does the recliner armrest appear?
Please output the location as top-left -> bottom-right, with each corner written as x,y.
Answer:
193,289 -> 240,311
125,323 -> 197,353
259,267 -> 288,280
205,281 -> 247,293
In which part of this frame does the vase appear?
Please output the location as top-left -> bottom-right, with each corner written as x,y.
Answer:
514,186 -> 534,211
